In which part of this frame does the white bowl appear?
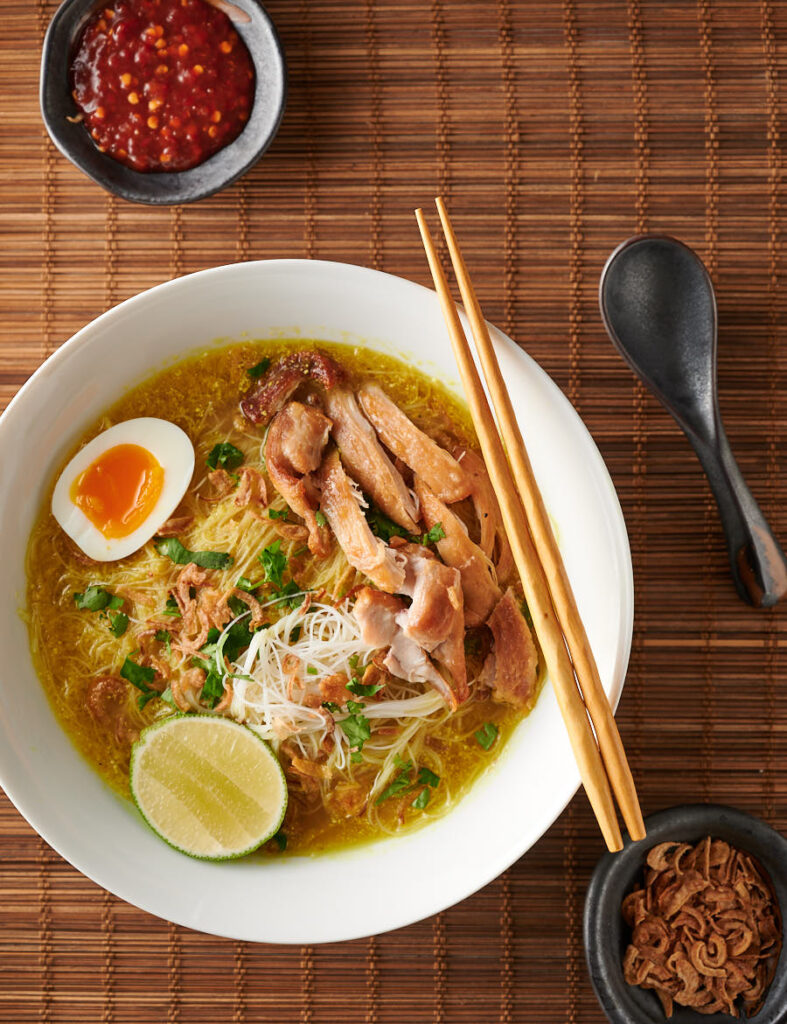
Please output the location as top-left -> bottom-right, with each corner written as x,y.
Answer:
0,260 -> 633,943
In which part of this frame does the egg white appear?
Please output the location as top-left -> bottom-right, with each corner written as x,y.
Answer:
51,418 -> 195,562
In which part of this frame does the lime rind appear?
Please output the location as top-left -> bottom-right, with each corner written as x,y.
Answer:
130,714 -> 287,861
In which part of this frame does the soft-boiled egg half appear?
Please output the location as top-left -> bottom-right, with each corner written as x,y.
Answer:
52,418 -> 195,561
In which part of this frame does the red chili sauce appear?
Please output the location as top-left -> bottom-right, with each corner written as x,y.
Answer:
70,0 -> 255,172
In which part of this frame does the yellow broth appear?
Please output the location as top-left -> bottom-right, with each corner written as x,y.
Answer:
26,340 -> 541,855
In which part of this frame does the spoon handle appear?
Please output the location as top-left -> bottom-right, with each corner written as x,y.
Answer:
688,423 -> 787,607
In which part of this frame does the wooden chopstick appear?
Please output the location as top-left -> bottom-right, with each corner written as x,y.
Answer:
415,208 -> 624,853
434,197 -> 646,844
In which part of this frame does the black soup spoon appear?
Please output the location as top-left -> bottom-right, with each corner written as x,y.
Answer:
599,234 -> 787,608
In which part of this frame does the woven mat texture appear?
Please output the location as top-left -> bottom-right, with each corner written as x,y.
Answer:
2,0 -> 786,1020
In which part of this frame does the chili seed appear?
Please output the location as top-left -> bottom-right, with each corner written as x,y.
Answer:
128,91 -> 140,104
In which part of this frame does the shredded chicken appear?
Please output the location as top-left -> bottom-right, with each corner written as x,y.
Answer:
240,349 -> 346,425
414,478 -> 500,626
455,447 -> 514,584
479,589 -> 538,709
352,586 -> 463,708
324,388 -> 419,533
317,449 -> 405,593
265,401 -> 333,558
358,384 -> 471,503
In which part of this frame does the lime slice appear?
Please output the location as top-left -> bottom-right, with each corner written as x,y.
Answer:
130,715 -> 287,860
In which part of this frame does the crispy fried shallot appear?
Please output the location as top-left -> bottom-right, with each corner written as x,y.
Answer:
622,837 -> 782,1017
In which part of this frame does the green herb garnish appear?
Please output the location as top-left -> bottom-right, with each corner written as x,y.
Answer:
367,508 -> 410,543
120,656 -> 160,710
290,625 -> 302,643
247,357 -> 271,379
73,586 -> 113,611
306,666 -> 318,676
108,610 -> 129,638
322,701 -> 341,714
420,523 -> 446,546
375,760 -> 413,804
163,595 -> 181,617
340,707 -> 371,751
315,509 -> 327,528
267,507 -> 289,521
475,722 -> 499,751
258,539 -> 287,587
200,668 -> 225,709
346,677 -> 384,698
154,629 -> 172,655
412,787 -> 431,810
273,581 -> 307,609
206,442 -> 244,472
236,576 -> 258,593
417,767 -> 441,788
155,537 -> 233,570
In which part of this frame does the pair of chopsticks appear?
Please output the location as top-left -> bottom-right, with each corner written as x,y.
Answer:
416,198 -> 645,852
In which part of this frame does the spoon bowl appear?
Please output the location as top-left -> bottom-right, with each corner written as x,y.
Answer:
600,235 -> 787,608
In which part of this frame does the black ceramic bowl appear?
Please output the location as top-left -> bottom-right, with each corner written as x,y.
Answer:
40,0 -> 286,205
585,805 -> 787,1024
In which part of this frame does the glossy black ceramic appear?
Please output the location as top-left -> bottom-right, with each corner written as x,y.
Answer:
585,804 -> 787,1024
599,236 -> 787,609
40,0 -> 286,205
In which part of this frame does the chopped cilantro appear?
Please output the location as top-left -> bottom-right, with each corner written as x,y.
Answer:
375,761 -> 413,804
272,830 -> 287,851
475,722 -> 499,751
412,787 -> 431,810
350,750 -> 363,764
421,522 -> 446,546
247,357 -> 271,379
154,629 -> 172,655
306,665 -> 318,676
108,610 -> 128,638
346,700 -> 365,714
340,709 -> 371,751
200,669 -> 225,709
228,594 -> 248,617
222,618 -> 254,662
73,586 -> 113,611
155,537 -> 232,571
267,507 -> 289,521
322,701 -> 340,714
163,595 -> 181,617
347,677 -> 384,698
236,576 -> 258,593
367,507 -> 410,542
315,509 -> 327,528
158,686 -> 176,707
273,581 -> 306,609
203,627 -> 221,647
348,654 -> 360,674
417,767 -> 441,788
107,595 -> 124,610
258,540 -> 287,587
120,657 -> 160,710
206,442 -> 244,472
290,625 -> 302,643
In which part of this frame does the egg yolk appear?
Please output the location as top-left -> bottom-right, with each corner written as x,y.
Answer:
70,444 -> 165,539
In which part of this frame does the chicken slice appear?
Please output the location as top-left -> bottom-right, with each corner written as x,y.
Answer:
397,547 -> 468,703
324,388 -> 419,533
352,587 -> 459,707
479,589 -> 539,709
415,478 -> 500,626
357,384 -> 470,503
317,450 -> 405,593
241,349 -> 346,425
455,447 -> 514,585
265,401 -> 332,558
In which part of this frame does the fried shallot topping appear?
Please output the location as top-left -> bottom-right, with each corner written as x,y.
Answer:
622,837 -> 782,1017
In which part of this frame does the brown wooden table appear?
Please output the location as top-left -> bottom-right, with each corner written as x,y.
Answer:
1,1 -> 785,1020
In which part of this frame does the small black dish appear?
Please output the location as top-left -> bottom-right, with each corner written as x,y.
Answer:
40,0 -> 286,205
584,805 -> 787,1024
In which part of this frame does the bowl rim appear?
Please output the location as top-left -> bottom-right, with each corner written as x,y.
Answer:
39,0 -> 287,205
0,259 -> 635,941
584,803 -> 787,1024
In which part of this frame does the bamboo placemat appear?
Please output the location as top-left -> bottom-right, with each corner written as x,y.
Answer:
1,0 -> 786,1020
